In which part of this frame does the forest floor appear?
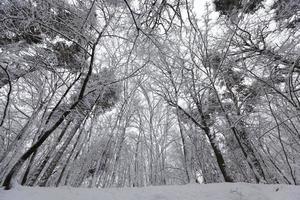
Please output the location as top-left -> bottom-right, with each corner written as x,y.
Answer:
1,182 -> 299,200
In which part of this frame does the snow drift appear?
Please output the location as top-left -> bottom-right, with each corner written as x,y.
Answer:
1,183 -> 299,200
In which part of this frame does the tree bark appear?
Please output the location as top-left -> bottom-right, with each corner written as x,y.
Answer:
38,118 -> 83,186
26,120 -> 72,186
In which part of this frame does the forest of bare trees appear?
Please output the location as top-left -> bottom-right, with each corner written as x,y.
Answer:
0,0 -> 299,190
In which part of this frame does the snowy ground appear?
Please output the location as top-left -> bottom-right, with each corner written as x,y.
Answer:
0,183 -> 299,200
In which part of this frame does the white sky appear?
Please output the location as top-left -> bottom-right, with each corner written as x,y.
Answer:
193,0 -> 220,22
194,0 -> 213,13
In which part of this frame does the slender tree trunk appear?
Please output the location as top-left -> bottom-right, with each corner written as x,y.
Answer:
203,126 -> 233,182
235,123 -> 266,183
267,94 -> 297,184
55,124 -> 84,187
38,117 -> 83,186
210,82 -> 266,183
0,105 -> 42,165
176,108 -> 191,183
107,125 -> 127,187
21,151 -> 37,185
174,104 -> 234,182
26,120 -> 72,186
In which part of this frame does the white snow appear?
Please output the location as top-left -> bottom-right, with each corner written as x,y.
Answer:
0,183 -> 299,200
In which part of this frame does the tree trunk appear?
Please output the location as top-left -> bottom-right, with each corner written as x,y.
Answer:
176,108 -> 191,183
55,124 -> 84,187
26,120 -> 72,186
38,118 -> 83,186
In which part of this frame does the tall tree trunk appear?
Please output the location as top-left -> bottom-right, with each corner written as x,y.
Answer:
0,105 -> 42,165
176,108 -> 191,183
107,125 -> 127,187
176,104 -> 234,182
133,129 -> 141,187
20,151 -> 37,185
26,120 -> 72,186
234,123 -> 266,183
55,124 -> 84,187
224,83 -> 267,183
209,80 -> 266,183
203,127 -> 233,182
38,117 -> 83,186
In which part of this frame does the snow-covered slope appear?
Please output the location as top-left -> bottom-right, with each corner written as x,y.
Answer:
0,183 -> 299,200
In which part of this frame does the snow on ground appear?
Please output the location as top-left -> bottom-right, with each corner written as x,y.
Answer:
0,183 -> 299,200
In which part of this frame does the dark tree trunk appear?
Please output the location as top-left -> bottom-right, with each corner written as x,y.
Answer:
175,104 -> 234,182
26,120 -> 72,186
38,118 -> 83,186
203,127 -> 233,182
21,151 -> 37,185
177,108 -> 191,183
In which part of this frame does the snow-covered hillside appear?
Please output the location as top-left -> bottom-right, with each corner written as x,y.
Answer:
1,183 -> 299,200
